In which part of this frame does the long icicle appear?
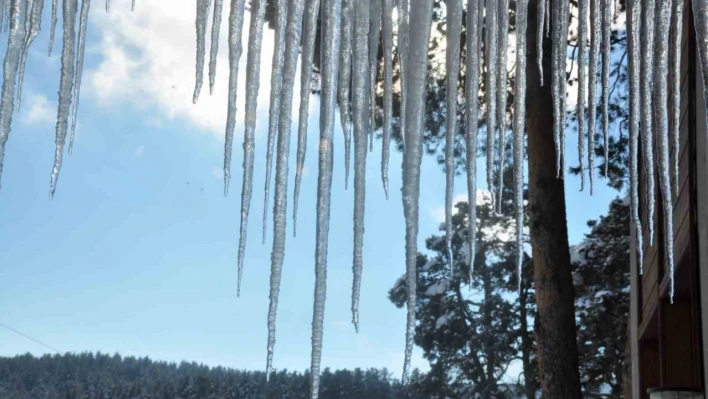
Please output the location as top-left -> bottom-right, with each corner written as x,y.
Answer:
293,0 -> 322,236
466,0 -> 480,280
496,0 -> 509,211
266,0 -> 306,378
513,0 -> 528,292
601,0 -> 611,177
559,0 -> 569,178
536,0 -> 545,85
223,0 -> 247,197
485,0 -> 498,207
670,0 -> 684,197
234,0 -> 266,296
339,0 -> 353,188
0,0 -> 27,190
381,0 -> 393,199
17,0 -> 44,109
640,0 -> 656,246
48,0 -> 58,56
397,0 -> 409,150
655,0 -> 674,302
68,0 -> 90,155
49,0 -> 79,199
351,0 -> 370,334
309,0 -> 341,394
446,0 -> 462,272
208,0 -> 224,95
578,0 -> 587,191
368,0 -> 382,152
401,0 -> 433,383
193,0 -> 212,103
225,0 -> 248,295
551,0 -> 561,176
588,0 -> 600,194
627,0 -> 644,274
262,0 -> 289,244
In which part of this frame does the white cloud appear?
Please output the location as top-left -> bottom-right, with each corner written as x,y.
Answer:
429,191 -> 488,223
86,1 -> 285,138
21,93 -> 55,126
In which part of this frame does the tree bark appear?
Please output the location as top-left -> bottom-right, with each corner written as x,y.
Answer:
526,1 -> 583,399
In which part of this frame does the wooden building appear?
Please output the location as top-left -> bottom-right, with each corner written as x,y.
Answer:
628,0 -> 708,396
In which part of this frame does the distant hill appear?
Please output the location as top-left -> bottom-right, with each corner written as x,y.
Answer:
0,352 -> 426,398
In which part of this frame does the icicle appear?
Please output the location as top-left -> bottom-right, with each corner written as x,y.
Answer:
588,0 -> 600,194
551,0 -> 561,177
537,0 -> 545,85
694,0 -> 708,136
219,0 -> 247,295
627,0 -> 644,274
351,0 -> 370,334
397,0 -> 408,150
477,0 -> 483,75
17,0 -> 44,110
514,0 -> 528,292
640,0 -> 656,246
368,0 -> 381,152
132,0 -> 135,10
262,0 -> 289,244
223,0 -> 247,197
578,0 -> 587,191
236,0 -> 266,295
193,0 -> 211,103
655,0 -> 674,301
445,0 -> 462,272
0,0 -> 5,35
67,0 -> 90,155
293,0 -> 321,236
485,0 -> 498,207
266,0 -> 306,378
381,0 -> 393,199
105,0 -> 108,11
496,0 -> 509,211
309,0 -> 341,395
559,0 -> 569,178
339,0 -> 353,188
401,0 -> 432,383
670,0 -> 684,198
601,0 -> 611,177
2,0 -> 8,33
48,0 -> 57,55
544,0 -> 550,37
49,0 -> 79,199
466,0 -> 479,281
208,0 -> 224,95
0,0 -> 27,190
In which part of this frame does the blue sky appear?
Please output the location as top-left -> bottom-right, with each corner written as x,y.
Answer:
0,0 -> 619,379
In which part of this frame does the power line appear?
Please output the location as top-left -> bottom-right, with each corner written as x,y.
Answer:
0,323 -> 61,354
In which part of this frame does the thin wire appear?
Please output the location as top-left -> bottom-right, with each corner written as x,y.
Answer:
0,323 -> 61,353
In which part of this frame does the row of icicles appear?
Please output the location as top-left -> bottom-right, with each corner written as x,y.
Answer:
0,0 -> 706,396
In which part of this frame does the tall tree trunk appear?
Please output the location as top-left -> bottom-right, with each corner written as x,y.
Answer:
526,1 -> 583,399
520,283 -> 537,399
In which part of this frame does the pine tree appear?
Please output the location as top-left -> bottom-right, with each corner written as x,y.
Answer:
572,198 -> 630,397
388,196 -> 537,398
